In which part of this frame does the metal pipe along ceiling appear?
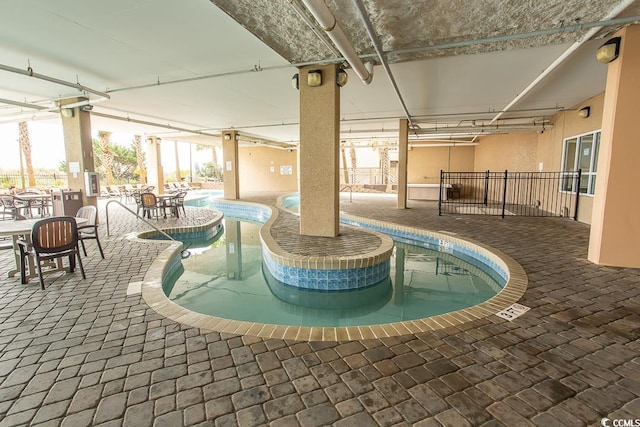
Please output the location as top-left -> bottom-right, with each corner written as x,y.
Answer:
288,0 -> 341,58
0,63 -> 110,101
488,0 -> 637,125
300,0 -> 373,84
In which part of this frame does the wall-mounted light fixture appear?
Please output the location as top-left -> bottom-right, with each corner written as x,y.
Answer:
80,104 -> 93,112
291,73 -> 299,90
60,108 -> 74,118
307,70 -> 322,87
596,36 -> 621,63
336,68 -> 348,87
578,106 -> 591,118
224,133 -> 232,141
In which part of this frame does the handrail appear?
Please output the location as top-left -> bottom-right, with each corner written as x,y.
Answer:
340,185 -> 353,203
105,199 -> 175,241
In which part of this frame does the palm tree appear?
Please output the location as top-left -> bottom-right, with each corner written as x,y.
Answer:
380,146 -> 390,187
98,131 -> 115,185
174,141 -> 181,182
133,135 -> 147,184
196,144 -> 220,182
18,121 -> 36,187
341,146 -> 349,184
349,144 -> 357,184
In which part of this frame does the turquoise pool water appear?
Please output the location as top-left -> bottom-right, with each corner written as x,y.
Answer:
163,216 -> 505,327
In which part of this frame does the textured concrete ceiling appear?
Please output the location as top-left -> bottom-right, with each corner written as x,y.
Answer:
211,0 -> 640,65
0,1 -> 639,143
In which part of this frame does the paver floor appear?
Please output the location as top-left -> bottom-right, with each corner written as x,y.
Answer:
0,192 -> 638,427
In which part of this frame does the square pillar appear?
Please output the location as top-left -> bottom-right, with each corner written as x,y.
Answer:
397,119 -> 409,209
60,98 -> 96,208
299,64 -> 340,237
222,130 -> 239,200
588,25 -> 640,267
145,136 -> 163,193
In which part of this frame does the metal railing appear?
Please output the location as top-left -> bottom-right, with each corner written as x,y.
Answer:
439,170 -> 582,219
340,185 -> 353,202
339,167 -> 397,186
0,172 -> 68,190
105,199 -> 176,241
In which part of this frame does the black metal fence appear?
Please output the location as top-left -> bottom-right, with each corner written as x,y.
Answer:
439,170 -> 582,219
0,172 -> 68,190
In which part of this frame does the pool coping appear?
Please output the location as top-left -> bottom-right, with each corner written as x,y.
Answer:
140,200 -> 528,341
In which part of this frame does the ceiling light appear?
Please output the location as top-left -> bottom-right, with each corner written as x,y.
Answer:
307,70 -> 322,87
596,36 -> 621,63
578,106 -> 590,118
336,68 -> 348,87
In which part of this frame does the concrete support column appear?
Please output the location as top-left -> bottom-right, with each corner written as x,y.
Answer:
397,119 -> 409,209
222,130 -> 239,200
60,97 -> 96,208
225,218 -> 242,280
588,25 -> 640,268
299,64 -> 340,237
145,136 -> 164,193
394,246 -> 405,305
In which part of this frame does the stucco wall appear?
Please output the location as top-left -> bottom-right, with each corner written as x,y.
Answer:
238,146 -> 298,192
407,146 -> 475,184
537,93 -> 605,224
474,132 -> 538,172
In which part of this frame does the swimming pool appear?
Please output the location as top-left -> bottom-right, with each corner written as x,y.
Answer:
161,218 -> 505,327
141,192 -> 527,339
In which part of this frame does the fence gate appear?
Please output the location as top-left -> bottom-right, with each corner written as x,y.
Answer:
439,170 -> 582,219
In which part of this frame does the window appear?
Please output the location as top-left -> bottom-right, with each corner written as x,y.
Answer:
561,130 -> 600,195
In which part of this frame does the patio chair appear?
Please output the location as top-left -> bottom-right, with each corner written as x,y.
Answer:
17,216 -> 85,290
447,183 -> 463,199
164,183 -> 178,194
140,192 -> 161,220
75,205 -> 104,259
106,185 -> 123,199
165,191 -> 187,218
0,195 -> 27,219
122,184 -> 137,203
16,190 -> 50,217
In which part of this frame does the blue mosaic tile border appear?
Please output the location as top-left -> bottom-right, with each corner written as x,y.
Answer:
284,194 -> 509,284
210,200 -> 271,224
146,224 -> 223,242
352,221 -> 508,283
263,248 -> 390,291
206,195 -> 508,290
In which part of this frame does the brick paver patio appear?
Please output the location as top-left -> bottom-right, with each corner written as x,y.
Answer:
0,192 -> 638,426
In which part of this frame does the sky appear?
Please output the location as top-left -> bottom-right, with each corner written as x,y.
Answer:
0,121 -> 211,172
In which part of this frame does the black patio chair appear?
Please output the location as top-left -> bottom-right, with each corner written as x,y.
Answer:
165,191 -> 187,218
140,192 -> 161,220
0,195 -> 27,220
17,216 -> 85,290
76,205 -> 105,259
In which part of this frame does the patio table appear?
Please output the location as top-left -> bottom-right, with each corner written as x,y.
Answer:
14,193 -> 53,217
0,217 -> 87,279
